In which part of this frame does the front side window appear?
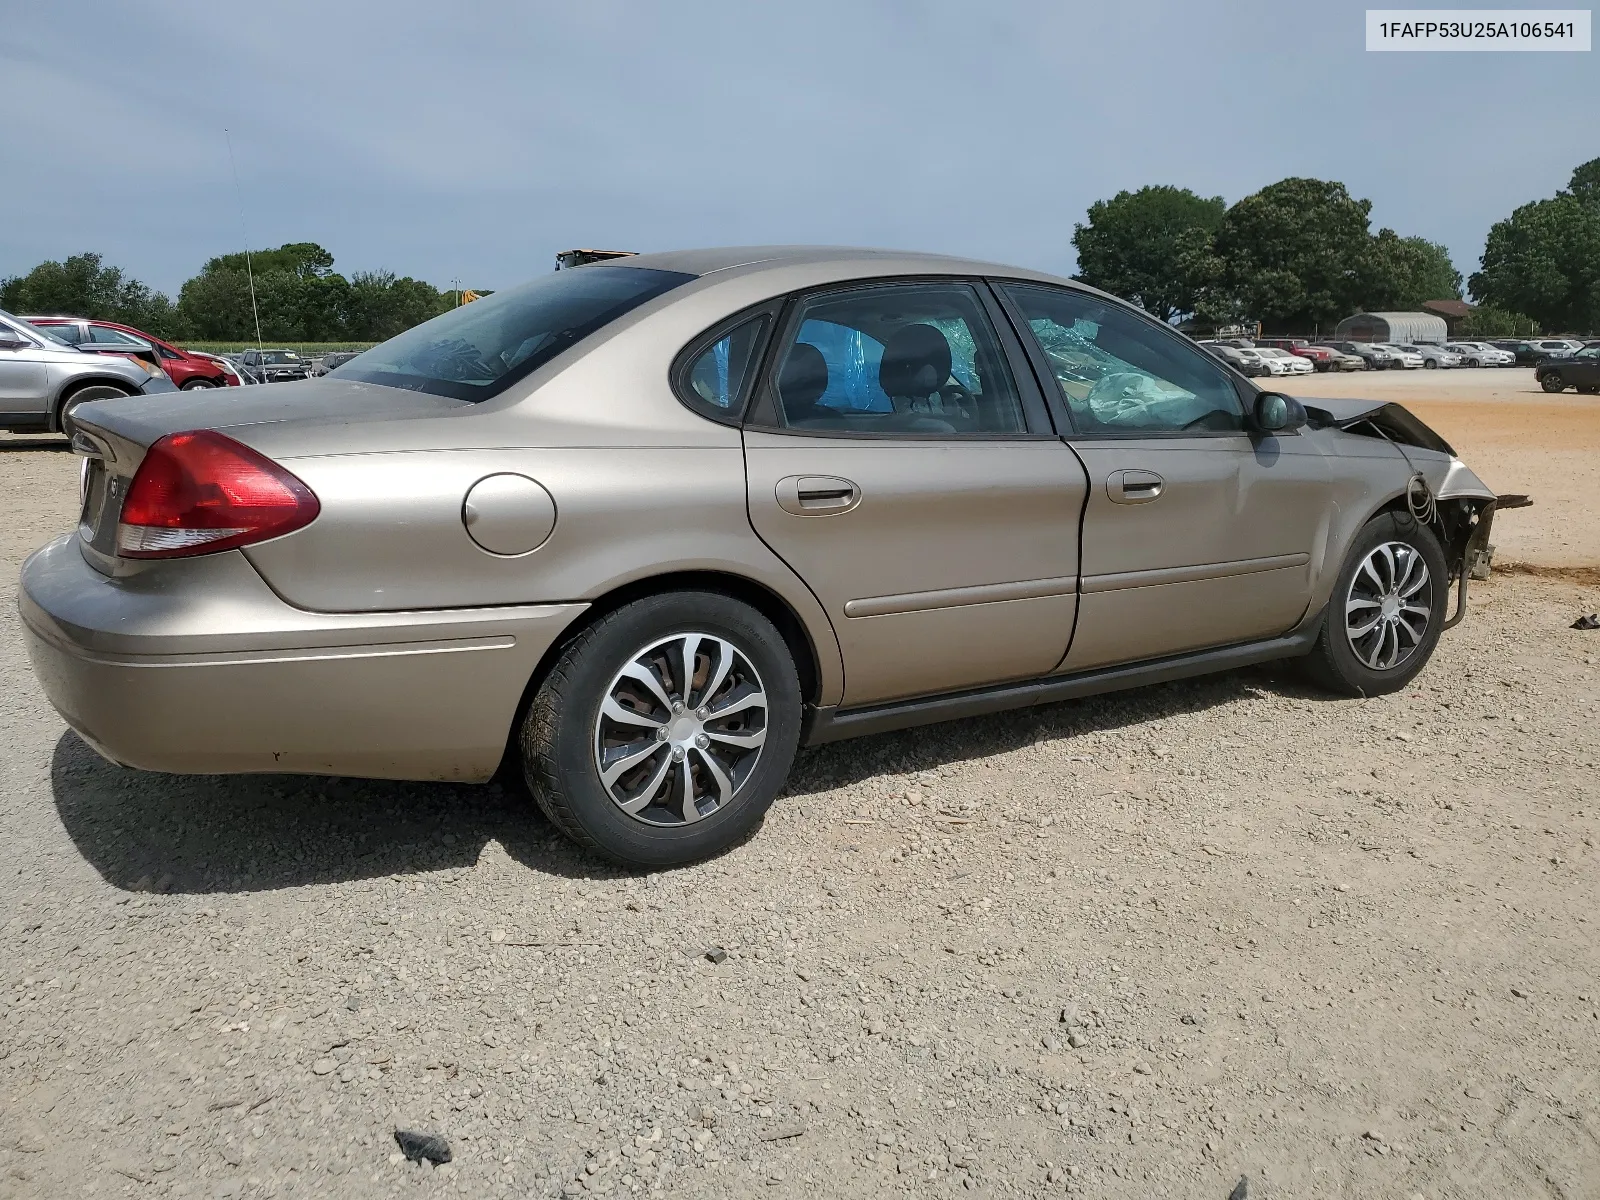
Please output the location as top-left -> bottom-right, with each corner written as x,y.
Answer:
88,325 -> 142,346
1000,283 -> 1245,434
765,282 -> 1026,435
336,265 -> 693,402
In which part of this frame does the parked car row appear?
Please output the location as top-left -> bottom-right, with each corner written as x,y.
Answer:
0,308 -> 178,433
1485,338 -> 1589,366
1198,335 -> 1569,373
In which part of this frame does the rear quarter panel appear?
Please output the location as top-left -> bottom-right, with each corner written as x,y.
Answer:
241,443 -> 847,706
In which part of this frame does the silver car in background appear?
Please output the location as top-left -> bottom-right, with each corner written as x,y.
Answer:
1376,344 -> 1425,369
1397,344 -> 1461,369
0,308 -> 176,433
1447,342 -> 1515,367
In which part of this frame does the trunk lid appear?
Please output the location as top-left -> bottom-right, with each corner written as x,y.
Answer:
68,378 -> 469,575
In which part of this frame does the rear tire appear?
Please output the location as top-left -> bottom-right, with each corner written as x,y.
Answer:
1541,373 -> 1566,393
519,591 -> 802,868
1302,511 -> 1447,697
56,383 -> 133,435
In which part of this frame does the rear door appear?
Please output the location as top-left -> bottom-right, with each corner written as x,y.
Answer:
997,281 -> 1332,672
741,279 -> 1087,707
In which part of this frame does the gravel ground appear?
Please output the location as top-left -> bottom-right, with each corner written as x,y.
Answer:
3,435 -> 1599,1200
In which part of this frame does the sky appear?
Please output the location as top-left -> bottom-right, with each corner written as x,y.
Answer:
3,0 -> 1596,297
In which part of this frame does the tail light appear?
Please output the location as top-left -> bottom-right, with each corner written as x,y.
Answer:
117,430 -> 319,558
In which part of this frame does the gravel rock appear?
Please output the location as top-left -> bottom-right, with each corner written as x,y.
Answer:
393,1129 -> 452,1165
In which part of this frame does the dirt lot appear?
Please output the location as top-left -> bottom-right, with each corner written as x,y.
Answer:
2,375 -> 1598,1200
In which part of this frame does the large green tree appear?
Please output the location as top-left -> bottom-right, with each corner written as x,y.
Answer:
1072,186 -> 1226,322
174,243 -> 447,341
7,242 -> 461,344
1203,178 -> 1379,333
1367,232 -> 1463,309
1469,158 -> 1600,333
0,252 -> 184,338
343,271 -> 448,341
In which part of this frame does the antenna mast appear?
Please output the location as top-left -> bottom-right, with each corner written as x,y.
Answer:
223,129 -> 264,356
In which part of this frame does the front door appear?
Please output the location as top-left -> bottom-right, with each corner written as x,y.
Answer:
742,280 -> 1088,707
997,282 -> 1331,672
0,327 -> 48,419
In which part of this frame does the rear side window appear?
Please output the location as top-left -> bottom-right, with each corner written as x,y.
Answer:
32,321 -> 82,344
336,265 -> 694,402
1000,283 -> 1245,434
675,313 -> 771,420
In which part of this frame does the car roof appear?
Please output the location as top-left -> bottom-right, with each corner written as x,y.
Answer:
611,244 -> 1073,285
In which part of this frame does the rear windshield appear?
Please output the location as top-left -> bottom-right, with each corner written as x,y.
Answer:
334,265 -> 694,401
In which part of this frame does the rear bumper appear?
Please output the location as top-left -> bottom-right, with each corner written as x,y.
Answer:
19,535 -> 587,781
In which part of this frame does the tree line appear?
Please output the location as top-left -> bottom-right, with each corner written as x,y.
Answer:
0,242 -> 484,344
1073,156 -> 1599,336
5,159 -> 1596,343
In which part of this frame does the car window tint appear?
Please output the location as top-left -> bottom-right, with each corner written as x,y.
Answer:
682,314 -> 769,415
88,325 -> 140,345
769,283 -> 1025,436
1000,283 -> 1245,434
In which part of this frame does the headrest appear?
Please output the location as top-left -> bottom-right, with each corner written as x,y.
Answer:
779,342 -> 829,413
879,323 -> 952,397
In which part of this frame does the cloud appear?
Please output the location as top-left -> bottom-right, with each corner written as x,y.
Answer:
3,0 -> 1595,296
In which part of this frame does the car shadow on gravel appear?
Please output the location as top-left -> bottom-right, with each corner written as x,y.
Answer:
47,732 -> 637,894
49,663 -> 1326,893
782,661 -> 1320,796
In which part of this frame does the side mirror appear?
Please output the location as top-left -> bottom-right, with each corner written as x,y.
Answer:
0,332 -> 29,351
1252,391 -> 1307,434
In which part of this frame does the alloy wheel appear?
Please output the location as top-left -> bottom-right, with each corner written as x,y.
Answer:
593,633 -> 769,826
1345,541 -> 1432,671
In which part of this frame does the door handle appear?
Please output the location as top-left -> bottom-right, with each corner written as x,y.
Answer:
776,475 -> 860,516
1107,469 -> 1164,504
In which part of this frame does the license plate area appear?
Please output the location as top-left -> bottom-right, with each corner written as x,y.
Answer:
77,458 -> 126,559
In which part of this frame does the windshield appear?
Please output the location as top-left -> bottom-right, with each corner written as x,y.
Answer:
335,265 -> 694,401
262,351 -> 300,364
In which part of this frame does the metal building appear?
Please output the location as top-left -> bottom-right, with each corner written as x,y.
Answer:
1333,312 -> 1450,345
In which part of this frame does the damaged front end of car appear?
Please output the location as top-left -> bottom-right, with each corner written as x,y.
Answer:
1305,399 -> 1504,629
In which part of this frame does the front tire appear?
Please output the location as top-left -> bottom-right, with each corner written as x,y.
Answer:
1541,372 -> 1566,393
180,378 -> 219,390
520,591 -> 802,868
1303,511 -> 1447,697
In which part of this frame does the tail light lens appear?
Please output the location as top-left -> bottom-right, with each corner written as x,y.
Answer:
117,430 -> 319,558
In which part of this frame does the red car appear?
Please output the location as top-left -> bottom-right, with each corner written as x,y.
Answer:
23,317 -> 236,389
